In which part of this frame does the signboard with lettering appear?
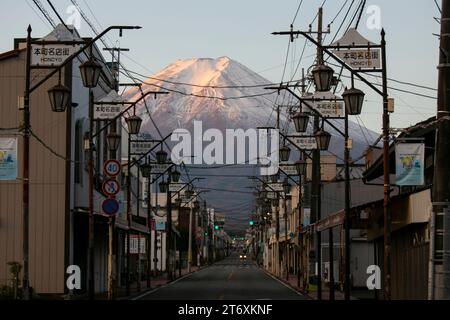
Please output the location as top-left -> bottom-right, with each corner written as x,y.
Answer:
94,90 -> 124,120
31,44 -> 80,67
151,163 -> 171,175
169,183 -> 186,193
333,49 -> 381,69
278,163 -> 297,176
266,183 -> 283,192
94,104 -> 122,120
290,135 -> 318,150
131,141 -> 154,155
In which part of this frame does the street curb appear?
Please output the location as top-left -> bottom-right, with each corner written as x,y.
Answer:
129,266 -> 208,300
259,266 -> 313,300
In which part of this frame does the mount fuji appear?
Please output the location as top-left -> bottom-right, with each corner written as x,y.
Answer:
124,57 -> 380,234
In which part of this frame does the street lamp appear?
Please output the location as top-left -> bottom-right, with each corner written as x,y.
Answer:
193,200 -> 200,210
48,83 -> 70,113
271,198 -> 280,207
79,58 -> 102,88
343,87 -> 365,115
159,180 -> 168,193
185,188 -> 194,199
283,179 -> 291,194
295,159 -> 307,176
106,132 -> 121,152
279,145 -> 291,162
140,163 -> 152,178
125,115 -> 143,135
312,64 -> 334,92
270,174 -> 279,183
315,128 -> 332,151
292,112 -> 310,133
156,150 -> 168,164
171,169 -> 181,183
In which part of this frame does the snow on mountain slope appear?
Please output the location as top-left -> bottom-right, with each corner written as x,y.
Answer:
123,57 -> 380,233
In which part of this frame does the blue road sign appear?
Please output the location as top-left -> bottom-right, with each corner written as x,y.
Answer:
102,198 -> 119,216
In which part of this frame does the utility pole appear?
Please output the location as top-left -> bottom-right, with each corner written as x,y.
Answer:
344,94 -> 351,300
284,197 -> 289,280
431,0 -> 450,300
103,47 -> 129,91
136,158 -> 141,292
126,129 -> 132,296
146,164 -> 152,289
188,201 -> 194,273
312,7 -> 324,300
166,167 -> 173,281
381,28 -> 392,300
107,119 -> 118,300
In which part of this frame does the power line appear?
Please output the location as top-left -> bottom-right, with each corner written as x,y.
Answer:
292,0 -> 304,25
120,70 -> 279,101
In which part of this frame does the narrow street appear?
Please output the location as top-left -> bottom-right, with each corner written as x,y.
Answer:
137,253 -> 307,300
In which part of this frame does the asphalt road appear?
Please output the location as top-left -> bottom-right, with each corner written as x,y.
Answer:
137,253 -> 307,300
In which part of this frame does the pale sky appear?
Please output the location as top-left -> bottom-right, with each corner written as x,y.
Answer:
1,0 -> 440,135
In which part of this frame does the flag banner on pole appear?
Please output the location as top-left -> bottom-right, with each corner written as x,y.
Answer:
0,138 -> 18,181
395,143 -> 425,186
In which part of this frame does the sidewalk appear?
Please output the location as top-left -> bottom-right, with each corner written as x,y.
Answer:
95,266 -> 202,300
263,269 -> 369,300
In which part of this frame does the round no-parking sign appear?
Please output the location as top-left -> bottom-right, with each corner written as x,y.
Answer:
104,160 -> 121,177
102,198 -> 119,216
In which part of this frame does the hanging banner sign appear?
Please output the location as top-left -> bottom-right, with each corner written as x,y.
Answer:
31,44 -> 80,67
151,163 -> 171,175
333,49 -> 381,69
131,141 -> 154,155
266,183 -> 283,192
278,163 -> 297,176
0,138 -> 17,180
93,104 -> 122,120
395,143 -> 425,186
290,135 -> 318,150
304,92 -> 344,118
169,183 -> 186,193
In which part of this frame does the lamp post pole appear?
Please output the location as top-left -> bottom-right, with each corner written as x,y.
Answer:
107,120 -> 117,300
146,164 -> 152,288
188,202 -> 194,273
166,167 -> 173,281
87,89 -> 95,300
22,25 -> 32,300
126,132 -> 132,296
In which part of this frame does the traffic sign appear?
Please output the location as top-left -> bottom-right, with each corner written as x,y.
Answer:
102,198 -> 120,216
102,178 -> 120,197
104,160 -> 121,177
